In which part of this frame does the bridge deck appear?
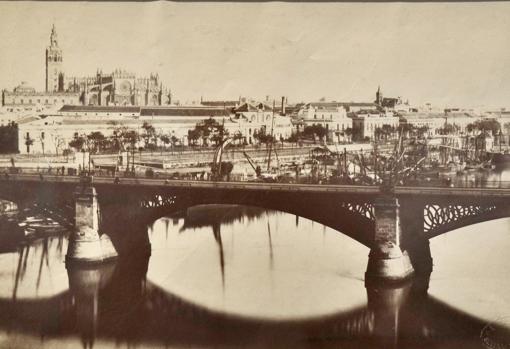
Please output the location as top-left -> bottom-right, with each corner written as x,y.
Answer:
1,174 -> 510,198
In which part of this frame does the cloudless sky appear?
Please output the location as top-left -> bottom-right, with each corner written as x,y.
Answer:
1,2 -> 509,107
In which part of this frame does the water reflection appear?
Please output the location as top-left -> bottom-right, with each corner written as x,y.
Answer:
148,205 -> 368,320
447,166 -> 510,188
0,203 -> 509,348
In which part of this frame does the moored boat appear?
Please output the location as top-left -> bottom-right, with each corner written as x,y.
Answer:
489,151 -> 510,167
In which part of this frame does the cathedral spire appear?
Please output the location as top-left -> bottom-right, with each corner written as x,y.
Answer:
375,85 -> 383,106
50,24 -> 58,47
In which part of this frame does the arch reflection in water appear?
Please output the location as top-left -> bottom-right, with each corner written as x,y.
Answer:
147,204 -> 369,320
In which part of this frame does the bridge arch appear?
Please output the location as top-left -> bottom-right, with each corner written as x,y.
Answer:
95,186 -> 376,248
423,203 -> 510,239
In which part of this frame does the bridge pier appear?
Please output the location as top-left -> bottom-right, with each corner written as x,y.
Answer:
400,201 -> 433,277
66,186 -> 118,264
366,196 -> 414,282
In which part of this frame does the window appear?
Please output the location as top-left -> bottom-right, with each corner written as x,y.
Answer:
37,99 -> 40,103
20,99 -> 23,104
29,99 -> 32,104
45,99 -> 48,104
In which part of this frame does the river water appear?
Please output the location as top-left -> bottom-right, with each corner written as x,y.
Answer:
0,170 -> 509,348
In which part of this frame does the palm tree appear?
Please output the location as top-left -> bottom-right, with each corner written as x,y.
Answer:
24,135 -> 34,154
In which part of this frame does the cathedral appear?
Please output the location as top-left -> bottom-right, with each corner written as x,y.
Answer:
45,25 -> 170,106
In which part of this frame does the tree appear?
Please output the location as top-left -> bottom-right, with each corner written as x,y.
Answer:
120,129 -> 139,150
187,129 -> 200,146
69,134 -> 85,152
232,131 -> 244,145
141,122 -> 157,150
438,123 -> 457,135
303,125 -> 327,143
87,131 -> 106,153
190,117 -> 228,147
170,135 -> 179,149
51,134 -> 66,156
159,134 -> 170,151
109,127 -> 124,152
474,119 -> 501,135
253,127 -> 276,145
24,136 -> 34,153
381,124 -> 396,140
286,132 -> 301,144
344,127 -> 353,142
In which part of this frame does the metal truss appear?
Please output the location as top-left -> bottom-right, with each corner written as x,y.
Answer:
340,202 -> 375,221
424,204 -> 498,236
139,193 -> 179,209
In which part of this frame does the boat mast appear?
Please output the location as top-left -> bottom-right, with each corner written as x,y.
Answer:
267,100 -> 276,172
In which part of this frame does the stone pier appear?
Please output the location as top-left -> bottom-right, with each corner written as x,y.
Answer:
66,185 -> 117,264
365,196 -> 414,282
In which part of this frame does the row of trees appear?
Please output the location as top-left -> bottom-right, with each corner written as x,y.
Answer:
466,119 -> 501,135
289,124 -> 350,144
187,118 -> 229,147
68,122 -> 180,154
187,118 -> 278,147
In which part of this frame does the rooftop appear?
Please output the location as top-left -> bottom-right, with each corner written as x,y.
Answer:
59,105 -> 141,113
140,107 -> 230,117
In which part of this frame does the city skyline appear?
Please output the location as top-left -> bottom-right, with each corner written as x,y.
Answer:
1,2 -> 510,108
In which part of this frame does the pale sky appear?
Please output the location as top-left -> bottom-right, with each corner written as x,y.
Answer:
1,2 -> 510,108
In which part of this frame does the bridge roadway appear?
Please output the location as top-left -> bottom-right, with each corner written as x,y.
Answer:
2,173 -> 510,198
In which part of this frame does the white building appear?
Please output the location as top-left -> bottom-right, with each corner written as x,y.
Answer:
398,112 -> 447,136
231,102 -> 293,144
16,104 -> 294,154
351,111 -> 400,140
294,102 -> 353,142
2,82 -> 80,110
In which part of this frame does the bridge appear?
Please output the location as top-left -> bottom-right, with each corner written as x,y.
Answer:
1,173 -> 509,282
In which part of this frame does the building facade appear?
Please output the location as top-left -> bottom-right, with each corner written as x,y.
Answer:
1,82 -> 80,112
231,102 -> 293,144
17,104 -> 294,154
351,111 -> 400,140
398,112 -> 447,136
294,102 -> 353,142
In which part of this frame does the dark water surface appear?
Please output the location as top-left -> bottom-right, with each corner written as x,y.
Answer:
0,172 -> 510,348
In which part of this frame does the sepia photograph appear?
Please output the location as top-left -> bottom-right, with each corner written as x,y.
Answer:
0,1 -> 509,348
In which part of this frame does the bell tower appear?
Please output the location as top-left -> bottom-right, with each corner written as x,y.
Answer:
45,24 -> 64,92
